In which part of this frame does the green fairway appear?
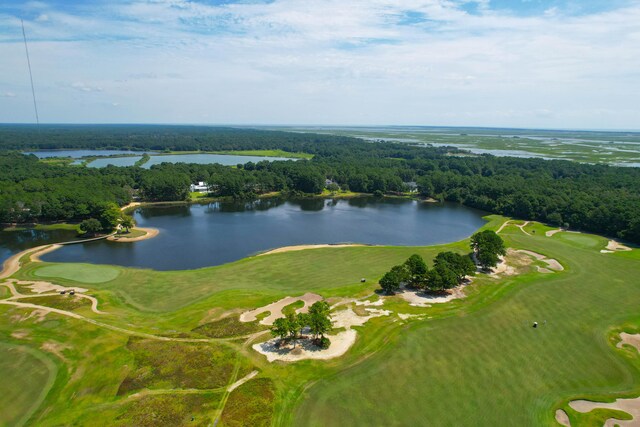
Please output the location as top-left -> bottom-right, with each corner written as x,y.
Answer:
34,263 -> 120,284
291,228 -> 640,426
0,343 -> 57,427
3,215 -> 640,426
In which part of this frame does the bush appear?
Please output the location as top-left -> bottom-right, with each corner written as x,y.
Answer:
316,336 -> 331,349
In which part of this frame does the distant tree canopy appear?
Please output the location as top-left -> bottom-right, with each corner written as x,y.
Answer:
1,125 -> 640,245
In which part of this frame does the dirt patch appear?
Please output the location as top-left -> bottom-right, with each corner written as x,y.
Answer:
107,227 -> 159,243
555,409 -> 571,426
11,329 -> 30,339
516,250 -> 564,271
257,244 -> 365,256
607,240 -> 632,252
228,370 -> 259,392
8,279 -> 88,294
41,341 -> 70,362
569,397 -> 640,426
618,333 -> 640,353
253,307 -> 390,362
239,293 -> 322,325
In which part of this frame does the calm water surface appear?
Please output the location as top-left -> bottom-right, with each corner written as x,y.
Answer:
140,153 -> 296,168
0,228 -> 79,264
24,150 -> 140,158
42,198 -> 487,270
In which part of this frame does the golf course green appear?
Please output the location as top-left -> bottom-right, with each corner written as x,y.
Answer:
1,216 -> 639,426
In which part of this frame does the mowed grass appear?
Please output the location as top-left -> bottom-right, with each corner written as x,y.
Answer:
34,263 -> 120,284
0,343 -> 57,427
291,229 -> 640,426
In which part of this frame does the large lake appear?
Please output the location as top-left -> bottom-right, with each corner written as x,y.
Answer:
41,198 -> 487,270
88,153 -> 296,168
0,228 -> 79,264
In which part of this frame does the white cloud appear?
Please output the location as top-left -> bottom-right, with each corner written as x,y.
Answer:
0,0 -> 638,128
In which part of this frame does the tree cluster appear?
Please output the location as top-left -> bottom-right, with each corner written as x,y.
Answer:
270,301 -> 332,349
379,251 -> 476,295
470,230 -> 507,270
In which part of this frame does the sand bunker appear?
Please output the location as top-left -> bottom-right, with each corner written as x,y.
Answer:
546,228 -> 564,237
354,298 -> 384,307
257,244 -> 365,256
516,249 -> 564,271
399,285 -> 466,307
7,279 -> 88,294
253,306 -> 390,362
240,293 -> 322,325
606,240 -> 632,252
618,333 -> 640,353
569,396 -> 640,426
107,227 -> 159,243
555,409 -> 571,426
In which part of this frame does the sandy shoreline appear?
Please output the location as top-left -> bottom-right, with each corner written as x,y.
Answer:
258,243 -> 367,256
107,227 -> 159,243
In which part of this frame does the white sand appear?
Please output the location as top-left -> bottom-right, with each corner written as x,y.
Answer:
617,333 -> 640,353
546,228 -> 563,237
516,250 -> 564,271
257,244 -> 366,256
228,370 -> 258,392
8,279 -> 89,294
607,240 -> 632,251
399,285 -> 466,307
570,396 -> 640,426
239,293 -> 322,325
555,409 -> 571,426
253,306 -> 390,362
354,298 -> 384,307
107,227 -> 159,243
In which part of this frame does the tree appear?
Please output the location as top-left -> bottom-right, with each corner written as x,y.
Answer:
470,230 -> 506,270
271,317 -> 290,343
307,301 -> 332,341
379,270 -> 401,294
99,203 -> 122,232
425,264 -> 459,292
404,254 -> 428,288
286,313 -> 301,347
80,218 -> 102,236
434,251 -> 476,283
121,215 -> 135,233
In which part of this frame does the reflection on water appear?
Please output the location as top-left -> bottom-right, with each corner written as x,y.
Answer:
43,197 -> 487,271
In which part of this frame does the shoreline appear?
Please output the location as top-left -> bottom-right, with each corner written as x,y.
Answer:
107,227 -> 159,243
257,244 -> 368,256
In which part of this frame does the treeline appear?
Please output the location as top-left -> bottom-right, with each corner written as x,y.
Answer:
0,126 -> 639,244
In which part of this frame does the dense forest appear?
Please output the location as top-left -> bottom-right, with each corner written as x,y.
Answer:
1,125 -> 639,244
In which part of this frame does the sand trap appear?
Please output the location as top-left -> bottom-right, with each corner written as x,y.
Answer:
107,227 -> 159,243
228,370 -> 258,392
601,250 -> 615,254
7,279 -> 88,294
607,240 -> 632,252
354,298 -> 384,307
516,250 -> 564,271
570,396 -> 640,426
257,244 -> 366,256
397,313 -> 427,321
555,409 -> 571,426
537,267 -> 553,274
253,306 -> 390,362
399,285 -> 466,307
546,228 -> 564,237
240,293 -> 322,325
617,333 -> 640,353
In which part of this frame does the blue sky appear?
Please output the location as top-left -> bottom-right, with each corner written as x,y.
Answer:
1,0 -> 639,129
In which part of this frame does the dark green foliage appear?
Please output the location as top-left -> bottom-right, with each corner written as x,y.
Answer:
317,336 -> 331,349
379,265 -> 409,294
307,301 -> 332,339
434,251 -> 476,282
99,203 -> 123,231
2,125 -> 640,244
404,254 -> 428,288
120,215 -> 134,232
425,264 -> 459,292
270,317 -> 290,341
471,230 -> 507,270
79,218 -> 102,236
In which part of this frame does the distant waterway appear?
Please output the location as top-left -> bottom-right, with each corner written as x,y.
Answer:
24,150 -> 141,158
0,227 -> 79,265
42,197 -> 487,270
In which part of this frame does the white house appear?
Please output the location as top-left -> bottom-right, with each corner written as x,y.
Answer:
190,181 -> 209,193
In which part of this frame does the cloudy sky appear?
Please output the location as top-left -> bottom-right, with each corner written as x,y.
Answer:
1,0 -> 639,129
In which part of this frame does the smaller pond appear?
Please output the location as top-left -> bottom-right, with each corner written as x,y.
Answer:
24,150 -> 141,159
0,227 -> 79,265
87,156 -> 143,168
140,153 -> 297,168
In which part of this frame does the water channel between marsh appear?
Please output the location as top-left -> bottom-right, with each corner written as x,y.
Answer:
34,197 -> 487,270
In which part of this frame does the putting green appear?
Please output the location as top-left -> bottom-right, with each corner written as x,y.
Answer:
35,264 -> 120,284
0,343 -> 57,427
